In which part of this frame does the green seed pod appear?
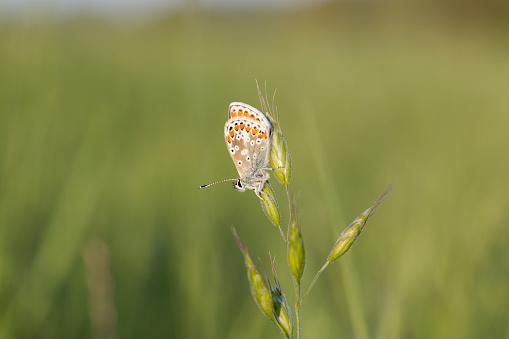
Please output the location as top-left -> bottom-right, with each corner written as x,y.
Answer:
270,128 -> 292,188
260,183 -> 281,229
273,299 -> 292,339
327,215 -> 365,263
287,196 -> 305,283
269,257 -> 293,339
328,186 -> 392,263
232,228 -> 274,320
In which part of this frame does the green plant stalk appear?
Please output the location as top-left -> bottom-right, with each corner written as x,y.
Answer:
280,227 -> 287,243
293,277 -> 301,339
285,188 -> 291,241
300,261 -> 329,306
286,188 -> 300,339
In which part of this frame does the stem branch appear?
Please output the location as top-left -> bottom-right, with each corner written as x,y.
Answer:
300,261 -> 329,306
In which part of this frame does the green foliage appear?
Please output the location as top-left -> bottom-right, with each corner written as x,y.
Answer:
0,4 -> 508,338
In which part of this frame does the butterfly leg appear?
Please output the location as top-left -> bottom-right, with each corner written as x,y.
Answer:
255,182 -> 277,207
262,166 -> 285,171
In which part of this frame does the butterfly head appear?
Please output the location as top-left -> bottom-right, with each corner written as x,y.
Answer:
233,179 -> 246,192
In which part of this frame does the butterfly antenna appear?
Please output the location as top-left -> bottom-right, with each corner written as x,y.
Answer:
199,178 -> 238,189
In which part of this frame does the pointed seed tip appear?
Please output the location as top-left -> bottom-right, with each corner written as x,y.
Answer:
231,227 -> 246,252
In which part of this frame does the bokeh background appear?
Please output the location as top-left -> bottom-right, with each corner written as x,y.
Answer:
1,0 -> 508,338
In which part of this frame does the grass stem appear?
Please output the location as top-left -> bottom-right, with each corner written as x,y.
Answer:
300,261 -> 329,306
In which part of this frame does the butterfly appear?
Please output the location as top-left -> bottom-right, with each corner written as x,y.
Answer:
200,102 -> 273,199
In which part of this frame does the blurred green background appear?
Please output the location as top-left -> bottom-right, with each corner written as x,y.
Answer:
1,1 -> 508,338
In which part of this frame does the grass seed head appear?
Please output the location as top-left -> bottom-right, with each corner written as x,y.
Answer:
232,228 -> 274,320
270,129 -> 292,188
328,186 -> 392,263
267,256 -> 293,339
260,183 -> 281,229
287,195 -> 305,283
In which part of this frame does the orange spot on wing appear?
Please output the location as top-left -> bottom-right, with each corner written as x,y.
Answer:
258,133 -> 263,138
245,126 -> 251,132
239,123 -> 245,129
244,112 -> 250,118
235,125 -> 239,131
252,128 -> 258,135
231,111 -> 237,117
227,135 -> 231,143
229,130 -> 234,137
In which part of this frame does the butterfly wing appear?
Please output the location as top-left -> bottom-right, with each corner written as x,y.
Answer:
228,102 -> 271,124
225,103 -> 273,180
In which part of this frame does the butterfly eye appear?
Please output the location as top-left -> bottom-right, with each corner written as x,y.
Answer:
233,179 -> 246,192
